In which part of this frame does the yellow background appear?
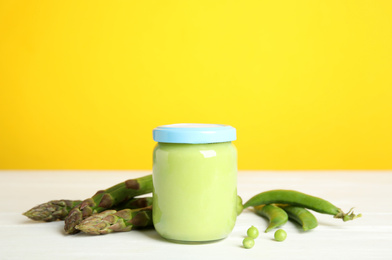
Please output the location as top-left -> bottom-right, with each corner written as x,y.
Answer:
1,0 -> 391,170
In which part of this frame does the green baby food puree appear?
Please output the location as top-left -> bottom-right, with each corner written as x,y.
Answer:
152,142 -> 237,242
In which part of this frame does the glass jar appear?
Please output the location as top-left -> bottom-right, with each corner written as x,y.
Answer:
152,123 -> 237,242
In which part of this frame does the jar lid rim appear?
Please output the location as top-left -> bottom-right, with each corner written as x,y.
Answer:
153,123 -> 236,144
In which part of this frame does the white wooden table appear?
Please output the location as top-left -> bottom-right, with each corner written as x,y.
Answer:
0,171 -> 391,260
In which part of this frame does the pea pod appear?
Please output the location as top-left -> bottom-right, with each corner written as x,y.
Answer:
280,205 -> 318,231
254,204 -> 288,233
243,190 -> 361,221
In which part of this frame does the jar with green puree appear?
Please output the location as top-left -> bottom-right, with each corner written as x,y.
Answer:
152,123 -> 237,242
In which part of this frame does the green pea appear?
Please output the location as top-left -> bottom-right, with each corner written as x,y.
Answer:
242,237 -> 255,249
274,229 -> 287,242
247,226 -> 259,239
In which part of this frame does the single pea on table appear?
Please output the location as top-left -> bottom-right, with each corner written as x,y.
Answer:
247,226 -> 259,239
243,237 -> 255,249
274,229 -> 287,242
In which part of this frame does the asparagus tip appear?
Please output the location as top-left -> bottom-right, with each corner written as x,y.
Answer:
64,208 -> 83,234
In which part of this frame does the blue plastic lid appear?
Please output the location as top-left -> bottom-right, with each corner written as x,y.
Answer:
153,123 -> 236,144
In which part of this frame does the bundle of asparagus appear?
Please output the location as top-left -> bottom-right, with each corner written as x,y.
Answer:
23,174 -> 153,235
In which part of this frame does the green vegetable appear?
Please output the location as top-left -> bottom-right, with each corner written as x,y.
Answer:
116,196 -> 153,210
274,229 -> 287,241
236,195 -> 244,216
23,200 -> 82,222
254,204 -> 288,233
23,196 -> 153,222
247,226 -> 259,239
64,174 -> 153,234
280,205 -> 318,231
242,237 -> 255,249
76,206 -> 152,235
243,190 -> 361,221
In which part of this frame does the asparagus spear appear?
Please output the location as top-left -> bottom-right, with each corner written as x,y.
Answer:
117,196 -> 153,209
23,197 -> 153,222
23,200 -> 82,222
76,206 -> 152,235
64,174 -> 153,234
